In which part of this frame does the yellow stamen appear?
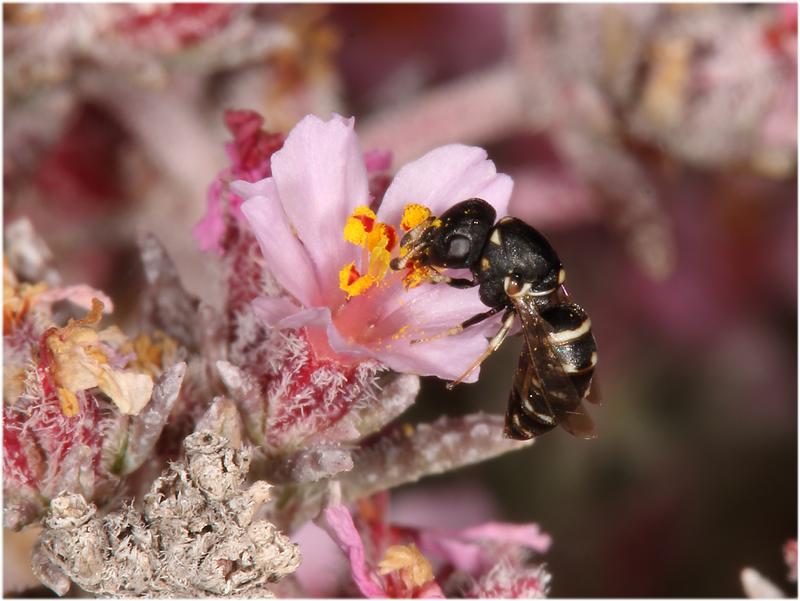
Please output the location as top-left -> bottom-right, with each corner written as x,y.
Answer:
340,206 -> 400,297
400,204 -> 431,232
119,330 -> 179,377
339,202 -> 438,297
339,262 -> 375,297
378,544 -> 435,588
366,222 -> 397,253
343,206 -> 377,246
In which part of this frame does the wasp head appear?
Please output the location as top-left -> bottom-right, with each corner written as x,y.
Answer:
390,198 -> 496,274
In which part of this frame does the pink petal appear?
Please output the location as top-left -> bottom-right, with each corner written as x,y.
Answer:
251,298 -> 333,331
418,521 -> 551,577
361,284 -> 503,382
378,144 -> 512,226
251,296 -> 298,325
192,180 -> 226,254
419,536 -> 485,574
368,332 -> 490,384
270,114 -> 369,306
364,149 -> 393,173
456,522 -> 552,553
231,177 -> 274,199
326,322 -> 383,362
417,581 -> 446,598
37,285 -> 114,313
239,179 -> 320,308
274,307 -> 332,331
378,283 -> 499,336
293,521 -> 349,597
327,324 -> 490,383
320,505 -> 387,598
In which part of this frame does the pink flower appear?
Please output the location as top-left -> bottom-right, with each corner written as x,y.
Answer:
236,114 -> 512,382
468,561 -> 551,599
316,492 -> 551,598
325,505 -> 444,599
741,539 -> 797,598
784,539 -> 797,583
113,4 -> 239,52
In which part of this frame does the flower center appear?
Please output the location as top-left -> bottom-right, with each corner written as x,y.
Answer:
338,203 -> 438,297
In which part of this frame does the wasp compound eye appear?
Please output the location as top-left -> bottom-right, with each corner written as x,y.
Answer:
445,235 -> 471,260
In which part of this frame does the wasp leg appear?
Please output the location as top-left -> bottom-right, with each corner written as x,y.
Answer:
421,272 -> 477,288
446,277 -> 479,289
446,309 -> 515,389
390,217 -> 436,270
410,306 -> 502,345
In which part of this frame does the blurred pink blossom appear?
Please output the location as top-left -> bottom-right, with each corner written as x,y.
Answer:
317,492 -> 551,598
321,504 -> 436,598
192,109 -> 284,254
741,539 -> 797,598
112,4 -> 237,51
784,539 -> 797,583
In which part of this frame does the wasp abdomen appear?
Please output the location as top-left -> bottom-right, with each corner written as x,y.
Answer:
541,303 -> 597,398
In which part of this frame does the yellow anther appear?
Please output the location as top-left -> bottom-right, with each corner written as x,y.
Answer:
341,207 -> 400,297
340,202 -> 440,298
366,222 -> 396,253
339,262 -> 375,297
343,205 -> 377,246
378,544 -> 435,588
400,204 -> 431,232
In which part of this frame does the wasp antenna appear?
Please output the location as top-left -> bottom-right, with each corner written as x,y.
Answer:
390,242 -> 427,270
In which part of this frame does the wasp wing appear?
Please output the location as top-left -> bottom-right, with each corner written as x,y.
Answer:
585,375 -> 602,406
505,345 -> 557,439
559,400 -> 597,439
506,292 -> 596,439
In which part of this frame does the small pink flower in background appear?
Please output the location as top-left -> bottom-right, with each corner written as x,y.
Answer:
193,109 -> 284,255
236,113 -> 512,382
113,4 -> 238,52
321,503 -> 442,598
741,539 -> 797,598
317,492 -> 551,598
784,539 -> 797,583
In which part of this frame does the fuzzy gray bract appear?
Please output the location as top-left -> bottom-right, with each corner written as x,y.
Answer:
31,431 -> 301,597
